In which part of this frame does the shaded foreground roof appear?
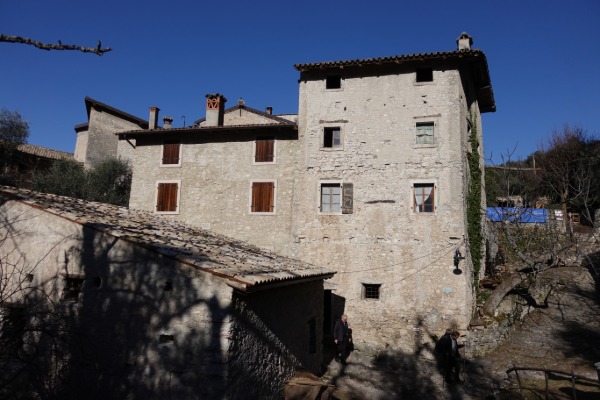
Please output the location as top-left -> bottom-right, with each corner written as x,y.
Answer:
0,187 -> 334,292
16,143 -> 74,161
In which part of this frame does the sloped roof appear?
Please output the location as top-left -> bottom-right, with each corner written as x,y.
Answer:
16,143 -> 74,161
118,104 -> 297,137
0,187 -> 333,292
294,49 -> 495,113
84,97 -> 148,129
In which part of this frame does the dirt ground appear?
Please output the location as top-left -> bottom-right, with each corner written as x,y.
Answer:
321,265 -> 600,400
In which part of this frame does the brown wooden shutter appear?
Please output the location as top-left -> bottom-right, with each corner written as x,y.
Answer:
162,142 -> 180,164
157,182 -> 178,212
255,138 -> 274,162
251,182 -> 274,212
342,183 -> 353,214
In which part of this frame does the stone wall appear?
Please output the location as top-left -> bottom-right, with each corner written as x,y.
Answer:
85,107 -> 142,168
292,63 -> 482,351
0,197 -> 325,398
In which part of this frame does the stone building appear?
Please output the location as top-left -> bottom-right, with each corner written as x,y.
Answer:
100,33 -> 493,353
0,186 -> 333,399
74,96 -> 148,168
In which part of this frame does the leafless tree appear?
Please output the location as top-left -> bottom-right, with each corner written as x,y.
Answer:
481,126 -> 599,317
1,34 -> 111,56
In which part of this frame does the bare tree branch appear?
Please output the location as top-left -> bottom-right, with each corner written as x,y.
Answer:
0,35 -> 111,56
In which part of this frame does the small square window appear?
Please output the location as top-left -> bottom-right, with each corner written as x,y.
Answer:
326,75 -> 341,89
250,181 -> 276,213
255,137 -> 275,163
156,181 -> 180,213
414,183 -> 435,213
161,141 -> 181,166
416,68 -> 433,82
416,122 -> 434,145
323,127 -> 341,148
362,284 -> 381,300
63,277 -> 84,302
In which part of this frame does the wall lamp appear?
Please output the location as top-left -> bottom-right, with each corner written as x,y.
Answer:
453,249 -> 465,275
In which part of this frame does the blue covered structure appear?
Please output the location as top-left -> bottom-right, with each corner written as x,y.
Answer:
486,207 -> 548,223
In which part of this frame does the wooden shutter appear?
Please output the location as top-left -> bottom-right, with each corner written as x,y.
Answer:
162,142 -> 180,164
157,182 -> 178,212
342,183 -> 353,214
251,182 -> 274,212
255,138 -> 274,162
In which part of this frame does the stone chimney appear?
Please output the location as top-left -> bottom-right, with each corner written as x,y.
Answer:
149,106 -> 160,129
205,94 -> 227,127
163,116 -> 173,129
456,32 -> 473,51
265,106 -> 273,115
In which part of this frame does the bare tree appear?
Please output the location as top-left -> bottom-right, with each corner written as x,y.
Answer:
481,126 -> 599,316
1,34 -> 111,56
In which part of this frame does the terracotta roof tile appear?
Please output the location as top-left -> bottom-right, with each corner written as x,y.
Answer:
16,143 -> 75,161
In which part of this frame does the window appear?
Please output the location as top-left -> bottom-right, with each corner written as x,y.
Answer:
321,183 -> 341,213
161,141 -> 181,166
326,75 -> 341,89
308,318 -> 316,354
416,68 -> 433,82
323,127 -> 341,148
416,122 -> 434,145
156,181 -> 180,213
414,183 -> 435,213
63,277 -> 84,302
250,181 -> 275,213
320,182 -> 353,214
1,305 -> 26,356
254,137 -> 275,163
362,284 -> 381,300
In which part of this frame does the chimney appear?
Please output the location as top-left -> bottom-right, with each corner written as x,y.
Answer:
238,98 -> 245,107
205,94 -> 227,127
456,32 -> 473,51
149,107 -> 160,129
265,106 -> 273,115
163,116 -> 173,129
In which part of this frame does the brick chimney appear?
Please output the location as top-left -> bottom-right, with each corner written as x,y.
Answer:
163,116 -> 173,129
205,94 -> 227,127
265,106 -> 273,115
456,32 -> 473,51
149,107 -> 160,129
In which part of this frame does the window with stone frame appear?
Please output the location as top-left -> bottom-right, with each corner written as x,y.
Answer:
362,284 -> 381,300
413,183 -> 435,213
250,181 -> 275,213
320,182 -> 353,214
416,122 -> 435,144
323,127 -> 342,149
254,137 -> 275,163
156,181 -> 180,213
161,141 -> 181,166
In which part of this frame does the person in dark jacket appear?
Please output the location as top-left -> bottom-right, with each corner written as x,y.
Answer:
435,329 -> 463,383
333,315 -> 351,363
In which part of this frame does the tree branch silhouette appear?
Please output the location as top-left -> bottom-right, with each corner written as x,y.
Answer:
0,35 -> 111,56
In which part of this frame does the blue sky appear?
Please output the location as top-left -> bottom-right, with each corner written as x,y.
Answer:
1,1 -> 598,165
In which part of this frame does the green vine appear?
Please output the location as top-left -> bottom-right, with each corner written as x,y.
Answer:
467,112 -> 483,287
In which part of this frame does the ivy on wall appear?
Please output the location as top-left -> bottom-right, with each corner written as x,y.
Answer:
467,112 -> 483,287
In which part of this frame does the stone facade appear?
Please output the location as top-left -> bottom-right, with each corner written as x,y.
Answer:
119,34 -> 495,354
74,97 -> 148,168
0,187 -> 332,399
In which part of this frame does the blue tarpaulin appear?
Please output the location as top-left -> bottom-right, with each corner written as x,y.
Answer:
486,207 -> 548,223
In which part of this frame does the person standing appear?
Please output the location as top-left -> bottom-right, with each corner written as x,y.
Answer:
447,331 -> 463,383
333,315 -> 351,363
